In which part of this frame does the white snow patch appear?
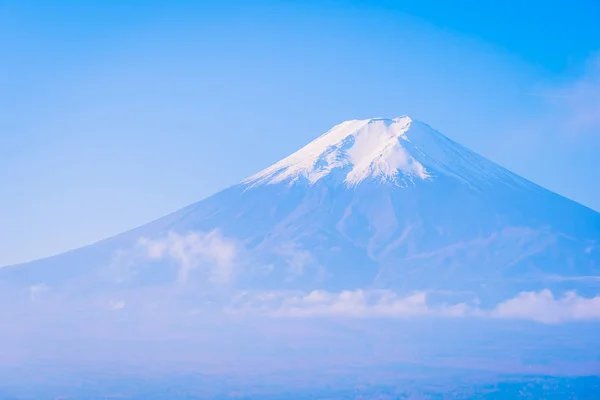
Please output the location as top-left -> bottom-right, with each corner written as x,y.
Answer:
243,116 -> 527,189
244,117 -> 428,187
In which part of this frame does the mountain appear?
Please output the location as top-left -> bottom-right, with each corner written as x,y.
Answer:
1,116 -> 599,309
3,115 -> 600,383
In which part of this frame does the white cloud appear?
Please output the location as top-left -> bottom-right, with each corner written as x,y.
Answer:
233,289 -> 471,318
139,230 -> 238,284
490,289 -> 600,324
231,288 -> 600,323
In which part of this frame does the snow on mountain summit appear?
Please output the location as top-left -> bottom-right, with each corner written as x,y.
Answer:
243,116 -> 527,189
244,116 -> 423,187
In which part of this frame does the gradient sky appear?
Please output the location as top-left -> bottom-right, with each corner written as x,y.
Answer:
1,0 -> 599,266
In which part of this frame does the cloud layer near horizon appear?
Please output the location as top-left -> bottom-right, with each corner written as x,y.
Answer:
128,231 -> 600,324
20,229 -> 597,326
230,288 -> 600,324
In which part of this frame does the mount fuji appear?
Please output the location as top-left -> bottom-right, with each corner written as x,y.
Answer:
2,116 -> 600,396
1,116 -> 599,323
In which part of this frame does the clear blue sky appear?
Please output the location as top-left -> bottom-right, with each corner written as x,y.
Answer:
1,0 -> 599,266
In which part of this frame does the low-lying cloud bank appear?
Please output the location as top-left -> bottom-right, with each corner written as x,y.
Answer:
22,229 -> 599,326
230,288 -> 600,324
15,284 -> 600,325
491,289 -> 600,323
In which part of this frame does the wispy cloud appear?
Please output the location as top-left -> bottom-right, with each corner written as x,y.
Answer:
139,230 -> 239,284
556,57 -> 600,135
530,53 -> 600,136
543,274 -> 600,283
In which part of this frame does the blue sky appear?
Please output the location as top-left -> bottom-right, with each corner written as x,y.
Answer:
1,0 -> 599,266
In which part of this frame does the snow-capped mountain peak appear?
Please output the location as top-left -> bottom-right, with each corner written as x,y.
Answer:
244,116 -> 426,187
2,113 -> 599,326
243,116 -> 525,188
